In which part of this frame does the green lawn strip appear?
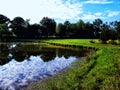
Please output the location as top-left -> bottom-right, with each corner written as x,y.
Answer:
25,39 -> 120,90
81,48 -> 120,90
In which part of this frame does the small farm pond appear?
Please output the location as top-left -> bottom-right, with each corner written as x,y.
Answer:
0,43 -> 92,90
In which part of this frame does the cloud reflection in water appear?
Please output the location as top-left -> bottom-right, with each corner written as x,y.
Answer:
0,55 -> 76,90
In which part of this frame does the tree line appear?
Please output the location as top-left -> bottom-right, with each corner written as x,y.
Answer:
0,14 -> 120,43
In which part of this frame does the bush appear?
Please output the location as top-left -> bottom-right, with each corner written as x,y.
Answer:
107,40 -> 117,45
100,28 -> 110,44
90,40 -> 95,43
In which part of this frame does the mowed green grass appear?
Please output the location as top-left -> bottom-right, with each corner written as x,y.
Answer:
43,39 -> 94,46
25,39 -> 120,90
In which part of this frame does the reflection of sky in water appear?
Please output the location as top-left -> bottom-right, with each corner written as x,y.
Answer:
0,55 -> 76,90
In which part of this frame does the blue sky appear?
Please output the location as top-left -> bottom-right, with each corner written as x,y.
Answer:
0,0 -> 120,24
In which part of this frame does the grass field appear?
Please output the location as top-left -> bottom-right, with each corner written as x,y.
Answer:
24,39 -> 120,90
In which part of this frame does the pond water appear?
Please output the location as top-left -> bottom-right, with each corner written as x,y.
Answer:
0,43 -> 91,90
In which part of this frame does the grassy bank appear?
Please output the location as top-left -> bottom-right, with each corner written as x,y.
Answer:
25,39 -> 120,90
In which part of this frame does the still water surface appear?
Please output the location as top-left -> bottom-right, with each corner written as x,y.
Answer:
0,43 -> 90,90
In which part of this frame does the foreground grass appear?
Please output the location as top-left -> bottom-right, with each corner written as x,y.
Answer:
25,39 -> 120,90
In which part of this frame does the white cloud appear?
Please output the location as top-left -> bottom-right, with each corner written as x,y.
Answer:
106,10 -> 120,17
0,0 -> 83,23
80,10 -> 120,21
81,12 -> 105,20
94,12 -> 102,16
83,0 -> 113,4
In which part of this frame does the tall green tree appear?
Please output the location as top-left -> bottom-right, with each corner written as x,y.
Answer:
0,14 -> 10,24
85,22 -> 94,38
100,24 -> 110,43
11,17 -> 27,38
64,21 -> 71,37
27,23 -> 41,38
115,21 -> 120,39
11,17 -> 26,27
0,23 -> 13,41
93,18 -> 103,38
56,23 -> 65,37
76,19 -> 85,38
40,17 -> 56,37
0,14 -> 11,41
69,23 -> 77,37
0,24 -> 7,41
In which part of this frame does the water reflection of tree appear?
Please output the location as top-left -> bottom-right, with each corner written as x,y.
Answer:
56,48 -> 88,59
0,44 -> 10,65
0,43 -> 91,65
12,51 -> 28,62
40,48 -> 56,61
